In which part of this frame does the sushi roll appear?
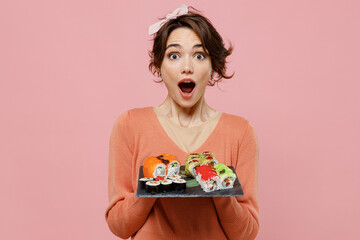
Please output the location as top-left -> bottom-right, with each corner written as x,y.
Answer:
159,153 -> 178,162
167,175 -> 181,181
173,179 -> 186,192
158,153 -> 181,177
139,177 -> 153,188
167,160 -> 180,176
185,153 -> 201,177
200,151 -> 216,159
195,165 -> 220,192
145,181 -> 160,194
188,161 -> 201,178
200,151 -> 218,167
143,156 -> 167,179
185,153 -> 200,163
214,163 -> 237,189
160,179 -> 173,192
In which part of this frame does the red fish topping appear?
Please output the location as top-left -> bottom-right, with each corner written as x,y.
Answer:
196,165 -> 218,181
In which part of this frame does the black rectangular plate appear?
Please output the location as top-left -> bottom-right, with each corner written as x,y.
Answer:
136,166 -> 244,198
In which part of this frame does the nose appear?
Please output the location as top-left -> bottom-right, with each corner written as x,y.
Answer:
181,55 -> 193,74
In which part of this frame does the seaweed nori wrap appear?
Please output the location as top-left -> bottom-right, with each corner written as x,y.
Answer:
173,179 -> 186,192
145,181 -> 160,194
160,179 -> 173,192
139,177 -> 153,188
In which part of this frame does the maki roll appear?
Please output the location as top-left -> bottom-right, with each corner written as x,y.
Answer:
167,160 -> 180,176
188,161 -> 201,178
195,165 -> 220,192
200,151 -> 218,167
159,153 -> 181,177
200,151 -> 216,158
185,153 -> 200,163
145,181 -> 160,194
160,179 -> 173,192
185,153 -> 201,177
167,175 -> 181,181
214,164 -> 237,189
173,179 -> 186,192
143,156 -> 167,180
139,177 -> 153,188
160,153 -> 178,162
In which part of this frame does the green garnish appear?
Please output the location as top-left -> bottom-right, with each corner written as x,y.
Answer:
186,179 -> 200,188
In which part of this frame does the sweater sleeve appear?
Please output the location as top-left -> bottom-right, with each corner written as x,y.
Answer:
212,123 -> 259,240
105,111 -> 156,239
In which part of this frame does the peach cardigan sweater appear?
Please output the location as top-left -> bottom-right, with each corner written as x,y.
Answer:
105,107 -> 259,240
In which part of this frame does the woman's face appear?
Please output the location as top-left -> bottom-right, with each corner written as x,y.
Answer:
160,27 -> 212,109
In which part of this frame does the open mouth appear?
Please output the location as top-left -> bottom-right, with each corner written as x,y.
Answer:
178,81 -> 196,93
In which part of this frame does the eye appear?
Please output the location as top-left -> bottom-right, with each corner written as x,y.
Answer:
195,52 -> 206,60
168,53 -> 180,60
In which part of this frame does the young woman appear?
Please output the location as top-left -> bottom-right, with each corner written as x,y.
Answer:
105,5 -> 259,240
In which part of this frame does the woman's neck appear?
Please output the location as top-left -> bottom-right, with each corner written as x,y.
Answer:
156,95 -> 217,128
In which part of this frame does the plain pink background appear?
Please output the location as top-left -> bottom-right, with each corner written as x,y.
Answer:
1,0 -> 359,239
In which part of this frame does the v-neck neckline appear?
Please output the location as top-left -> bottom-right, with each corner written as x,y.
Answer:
149,107 -> 224,155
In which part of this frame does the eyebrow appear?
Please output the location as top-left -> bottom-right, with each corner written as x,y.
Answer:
165,43 -> 203,50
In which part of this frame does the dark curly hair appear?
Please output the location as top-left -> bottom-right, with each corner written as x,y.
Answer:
148,8 -> 234,86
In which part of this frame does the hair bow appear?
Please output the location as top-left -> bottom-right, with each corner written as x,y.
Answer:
148,4 -> 189,35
